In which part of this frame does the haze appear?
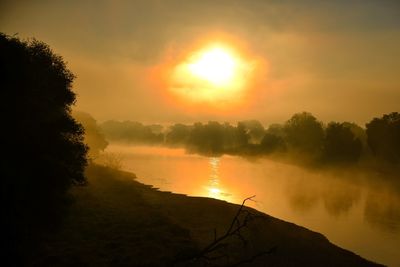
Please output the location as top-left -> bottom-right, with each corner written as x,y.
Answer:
3,1 -> 400,266
1,0 -> 399,124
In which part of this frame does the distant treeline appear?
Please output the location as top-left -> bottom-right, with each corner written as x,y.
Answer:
100,112 -> 400,166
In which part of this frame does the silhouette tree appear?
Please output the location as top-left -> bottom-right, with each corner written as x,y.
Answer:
260,133 -> 286,154
283,112 -> 324,158
73,111 -> 108,159
240,120 -> 265,144
235,122 -> 250,149
259,124 -> 286,154
166,123 -> 191,147
366,112 -> 400,164
1,33 -> 87,262
182,121 -> 250,156
101,120 -> 163,144
323,122 -> 362,164
187,122 -> 225,155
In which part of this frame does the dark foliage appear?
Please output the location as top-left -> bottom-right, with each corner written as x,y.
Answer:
260,133 -> 286,154
186,122 -> 249,156
99,111 -> 399,170
240,120 -> 265,144
73,111 -> 108,159
1,33 -> 87,262
166,123 -> 192,147
283,112 -> 324,157
258,124 -> 286,154
366,112 -> 400,164
323,122 -> 362,164
101,120 -> 164,144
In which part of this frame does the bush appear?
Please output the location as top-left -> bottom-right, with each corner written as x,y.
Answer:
1,32 -> 88,262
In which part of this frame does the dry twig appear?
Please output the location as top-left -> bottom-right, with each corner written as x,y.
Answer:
173,195 -> 276,266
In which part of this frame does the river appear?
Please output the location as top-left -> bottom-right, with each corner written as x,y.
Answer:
103,144 -> 400,266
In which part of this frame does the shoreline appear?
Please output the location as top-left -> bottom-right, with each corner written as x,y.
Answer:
27,164 -> 383,266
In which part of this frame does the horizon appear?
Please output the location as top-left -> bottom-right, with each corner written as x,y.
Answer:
94,111 -> 384,128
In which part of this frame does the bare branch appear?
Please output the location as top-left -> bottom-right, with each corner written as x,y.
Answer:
172,195 -> 276,266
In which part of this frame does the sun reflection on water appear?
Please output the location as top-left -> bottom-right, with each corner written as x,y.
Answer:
206,157 -> 231,201
106,144 -> 400,266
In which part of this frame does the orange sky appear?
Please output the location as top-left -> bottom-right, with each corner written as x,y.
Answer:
1,0 -> 399,125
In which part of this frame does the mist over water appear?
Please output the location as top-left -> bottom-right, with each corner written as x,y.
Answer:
103,144 -> 400,266
3,1 -> 400,264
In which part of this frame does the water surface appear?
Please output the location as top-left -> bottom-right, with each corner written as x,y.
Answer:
104,144 -> 400,266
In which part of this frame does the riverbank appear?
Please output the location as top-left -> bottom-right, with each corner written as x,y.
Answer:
26,164 -> 383,266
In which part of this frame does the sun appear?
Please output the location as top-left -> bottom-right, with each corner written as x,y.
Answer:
170,43 -> 255,104
187,47 -> 237,86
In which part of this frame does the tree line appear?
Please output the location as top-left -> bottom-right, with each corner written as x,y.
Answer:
101,112 -> 400,166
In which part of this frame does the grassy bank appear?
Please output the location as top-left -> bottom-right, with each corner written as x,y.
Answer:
24,164 -> 382,266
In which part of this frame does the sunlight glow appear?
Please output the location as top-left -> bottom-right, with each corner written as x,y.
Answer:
170,43 -> 254,104
209,187 -> 221,194
188,47 -> 236,86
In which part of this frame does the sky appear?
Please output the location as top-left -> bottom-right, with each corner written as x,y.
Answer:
1,0 -> 400,126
